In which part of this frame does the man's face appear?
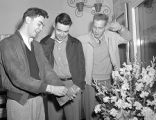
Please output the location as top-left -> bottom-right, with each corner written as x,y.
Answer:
27,16 -> 45,38
92,20 -> 107,39
54,22 -> 70,42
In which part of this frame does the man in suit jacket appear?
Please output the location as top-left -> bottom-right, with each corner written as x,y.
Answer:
0,8 -> 68,120
40,13 -> 86,120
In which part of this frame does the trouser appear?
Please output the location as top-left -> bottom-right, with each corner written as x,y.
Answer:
63,91 -> 81,120
47,95 -> 64,120
47,80 -> 82,120
7,96 -> 45,120
82,79 -> 111,120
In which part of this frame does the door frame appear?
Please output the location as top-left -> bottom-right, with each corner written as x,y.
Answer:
129,0 -> 145,61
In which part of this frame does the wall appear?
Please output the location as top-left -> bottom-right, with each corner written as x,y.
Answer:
113,0 -> 126,18
141,0 -> 156,31
0,0 -> 113,41
0,0 -> 62,41
61,0 -> 113,37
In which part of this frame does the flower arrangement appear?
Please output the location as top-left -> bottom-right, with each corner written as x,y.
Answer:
93,57 -> 156,120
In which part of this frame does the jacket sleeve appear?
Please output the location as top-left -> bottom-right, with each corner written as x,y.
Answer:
78,36 -> 93,85
105,32 -> 121,68
40,35 -> 52,59
116,26 -> 132,44
1,42 -> 47,94
38,43 -> 64,86
76,41 -> 86,89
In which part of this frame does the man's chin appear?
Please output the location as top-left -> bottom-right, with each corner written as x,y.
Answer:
31,33 -> 37,38
57,39 -> 63,41
94,35 -> 100,39
57,37 -> 66,42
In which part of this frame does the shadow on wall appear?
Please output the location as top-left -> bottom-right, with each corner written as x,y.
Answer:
48,25 -> 55,36
88,21 -> 92,32
15,20 -> 23,31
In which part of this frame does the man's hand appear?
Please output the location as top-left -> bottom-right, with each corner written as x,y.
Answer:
66,87 -> 76,100
72,84 -> 81,93
66,85 -> 81,100
108,22 -> 123,32
46,85 -> 68,96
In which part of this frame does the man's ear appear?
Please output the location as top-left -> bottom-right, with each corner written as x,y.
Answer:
53,22 -> 56,29
25,16 -> 32,24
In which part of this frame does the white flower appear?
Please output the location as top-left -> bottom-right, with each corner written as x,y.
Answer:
120,89 -> 127,99
112,71 -> 120,79
122,63 -> 132,71
141,68 -> 147,76
115,99 -> 132,109
142,107 -> 155,120
142,75 -> 151,85
140,91 -> 149,98
93,57 -> 156,120
130,117 -> 138,120
146,66 -> 156,76
148,68 -> 155,76
109,108 -> 118,117
124,102 -> 132,109
121,82 -> 129,90
94,104 -> 101,113
110,96 -> 117,102
103,96 -> 110,102
135,82 -> 144,91
126,97 -> 133,104
133,101 -> 143,110
115,99 -> 123,108
119,68 -> 125,75
146,100 -> 156,106
152,114 -> 156,120
126,64 -> 133,71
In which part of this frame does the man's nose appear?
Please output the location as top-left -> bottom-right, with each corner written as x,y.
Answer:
95,29 -> 99,34
40,25 -> 43,31
95,28 -> 99,32
60,32 -> 66,36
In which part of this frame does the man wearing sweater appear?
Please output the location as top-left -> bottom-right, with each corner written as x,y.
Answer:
78,13 -> 132,120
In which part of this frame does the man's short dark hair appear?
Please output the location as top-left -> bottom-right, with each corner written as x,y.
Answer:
55,13 -> 72,26
23,7 -> 49,21
93,13 -> 109,24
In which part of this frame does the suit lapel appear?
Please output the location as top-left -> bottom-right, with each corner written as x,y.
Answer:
66,36 -> 74,63
15,32 -> 29,71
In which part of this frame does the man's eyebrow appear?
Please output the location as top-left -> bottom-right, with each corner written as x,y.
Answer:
40,21 -> 45,26
57,28 -> 69,32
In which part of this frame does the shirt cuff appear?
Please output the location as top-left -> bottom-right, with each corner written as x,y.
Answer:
46,85 -> 54,93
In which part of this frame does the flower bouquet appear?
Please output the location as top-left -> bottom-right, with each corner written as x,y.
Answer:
93,57 -> 156,120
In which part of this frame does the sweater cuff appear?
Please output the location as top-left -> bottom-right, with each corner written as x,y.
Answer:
39,82 -> 48,93
118,25 -> 124,33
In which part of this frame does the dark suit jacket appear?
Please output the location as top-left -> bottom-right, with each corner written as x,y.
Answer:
40,34 -> 86,89
0,31 -> 63,105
